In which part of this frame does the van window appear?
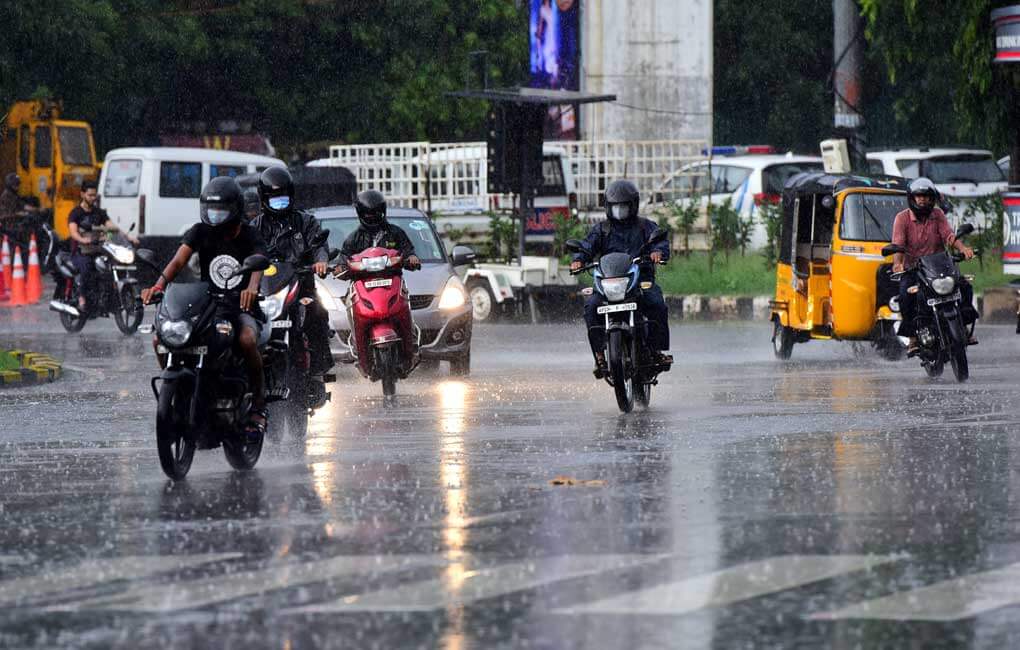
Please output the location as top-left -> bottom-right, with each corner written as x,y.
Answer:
210,164 -> 245,179
538,156 -> 566,196
868,160 -> 885,175
18,125 -> 29,170
710,165 -> 751,194
104,159 -> 142,198
762,163 -> 824,195
34,127 -> 52,168
159,162 -> 202,198
919,155 -> 1005,184
839,193 -> 906,242
896,159 -> 920,179
58,127 -> 93,166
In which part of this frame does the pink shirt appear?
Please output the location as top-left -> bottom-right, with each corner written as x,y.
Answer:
891,208 -> 955,269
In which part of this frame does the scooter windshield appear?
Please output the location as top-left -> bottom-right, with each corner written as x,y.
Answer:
161,282 -> 211,321
598,252 -> 635,278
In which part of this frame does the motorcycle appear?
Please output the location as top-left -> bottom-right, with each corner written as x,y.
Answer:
260,229 -> 338,439
336,246 -> 420,399
566,231 -> 672,413
138,250 -> 273,480
882,224 -> 977,382
49,225 -> 144,335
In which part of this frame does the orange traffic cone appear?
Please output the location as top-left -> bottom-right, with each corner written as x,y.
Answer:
8,246 -> 26,307
1,236 -> 11,293
26,234 -> 42,304
0,238 -> 7,304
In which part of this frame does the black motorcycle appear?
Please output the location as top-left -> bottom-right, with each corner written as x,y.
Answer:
882,224 -> 976,382
49,226 -> 144,334
259,230 -> 338,439
566,230 -> 672,413
139,250 -> 273,480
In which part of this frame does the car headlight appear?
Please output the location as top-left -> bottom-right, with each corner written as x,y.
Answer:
932,276 -> 956,296
438,277 -> 467,310
315,278 -> 339,311
160,319 -> 192,346
362,256 -> 389,272
259,286 -> 289,321
600,277 -> 630,302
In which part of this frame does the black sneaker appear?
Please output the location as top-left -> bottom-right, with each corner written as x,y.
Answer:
593,358 -> 607,379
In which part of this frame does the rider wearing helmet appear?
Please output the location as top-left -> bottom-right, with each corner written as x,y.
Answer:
142,176 -> 269,436
892,177 -> 977,352
0,173 -> 23,224
337,190 -> 421,271
570,179 -> 672,376
252,166 -> 333,374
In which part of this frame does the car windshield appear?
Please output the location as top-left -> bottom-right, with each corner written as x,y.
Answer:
319,215 -> 446,263
920,155 -> 1005,184
58,127 -> 93,166
839,193 -> 907,242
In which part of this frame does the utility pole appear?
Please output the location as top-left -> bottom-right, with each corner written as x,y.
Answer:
833,0 -> 866,171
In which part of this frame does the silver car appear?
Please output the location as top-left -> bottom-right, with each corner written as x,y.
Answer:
312,206 -> 476,375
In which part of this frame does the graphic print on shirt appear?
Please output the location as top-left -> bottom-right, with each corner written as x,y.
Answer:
209,254 -> 243,290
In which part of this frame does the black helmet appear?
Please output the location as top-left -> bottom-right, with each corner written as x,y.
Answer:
907,177 -> 940,220
258,166 -> 294,216
355,190 -> 387,230
199,176 -> 244,229
4,173 -> 19,192
605,179 -> 640,221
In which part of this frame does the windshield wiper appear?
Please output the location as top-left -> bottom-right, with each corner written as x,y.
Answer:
862,203 -> 890,240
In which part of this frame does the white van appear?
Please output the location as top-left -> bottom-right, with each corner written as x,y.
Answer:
98,147 -> 284,248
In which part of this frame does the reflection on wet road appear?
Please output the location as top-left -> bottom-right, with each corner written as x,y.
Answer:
4,306 -> 1020,648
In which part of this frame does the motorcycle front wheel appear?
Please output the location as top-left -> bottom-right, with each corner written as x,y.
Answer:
608,330 -> 634,413
946,315 -> 969,383
156,378 -> 197,480
376,345 -> 398,398
113,284 -> 143,335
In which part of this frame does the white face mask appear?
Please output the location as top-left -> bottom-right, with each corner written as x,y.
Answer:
610,204 -> 631,220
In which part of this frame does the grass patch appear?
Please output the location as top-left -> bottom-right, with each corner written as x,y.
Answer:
657,252 -> 775,296
959,255 -> 1015,293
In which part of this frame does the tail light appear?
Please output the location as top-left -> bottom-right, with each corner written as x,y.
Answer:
753,193 -> 780,206
139,194 -> 146,234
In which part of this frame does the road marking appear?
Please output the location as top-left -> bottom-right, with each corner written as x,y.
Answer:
290,554 -> 668,614
811,562 -> 1020,621
0,554 -> 237,608
553,555 -> 896,616
52,554 -> 448,612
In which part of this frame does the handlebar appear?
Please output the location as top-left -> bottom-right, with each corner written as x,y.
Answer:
569,256 -> 667,276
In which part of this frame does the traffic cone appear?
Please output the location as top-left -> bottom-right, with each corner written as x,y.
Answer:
25,234 -> 42,304
8,247 -> 26,307
0,239 -> 7,304
1,236 -> 11,294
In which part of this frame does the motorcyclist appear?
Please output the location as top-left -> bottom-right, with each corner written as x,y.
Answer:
570,179 -> 671,377
892,177 -> 977,354
337,190 -> 421,271
0,173 -> 24,224
68,179 -> 139,313
141,176 -> 269,437
252,166 -> 333,374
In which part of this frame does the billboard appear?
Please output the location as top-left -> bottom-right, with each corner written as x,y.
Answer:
992,5 -> 1020,64
530,0 -> 580,139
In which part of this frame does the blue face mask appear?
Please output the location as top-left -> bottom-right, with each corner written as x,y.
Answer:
268,196 -> 290,211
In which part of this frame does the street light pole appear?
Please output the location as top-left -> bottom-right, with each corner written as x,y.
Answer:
833,0 -> 866,172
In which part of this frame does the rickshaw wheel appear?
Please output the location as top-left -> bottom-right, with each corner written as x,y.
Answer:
772,318 -> 794,360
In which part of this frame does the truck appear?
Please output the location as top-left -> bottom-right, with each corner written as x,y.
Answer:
311,139 -> 709,321
0,100 -> 101,239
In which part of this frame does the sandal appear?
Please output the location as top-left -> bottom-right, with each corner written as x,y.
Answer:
243,407 -> 268,439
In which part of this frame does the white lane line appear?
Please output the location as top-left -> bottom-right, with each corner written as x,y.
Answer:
290,554 -> 668,614
811,562 -> 1020,622
0,553 -> 238,608
553,555 -> 897,616
53,554 -> 448,612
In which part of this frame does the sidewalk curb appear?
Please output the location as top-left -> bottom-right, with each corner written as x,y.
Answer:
0,349 -> 63,387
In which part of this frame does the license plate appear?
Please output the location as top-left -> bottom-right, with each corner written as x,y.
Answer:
597,302 -> 637,314
272,319 -> 292,329
927,291 -> 961,306
364,278 -> 393,288
157,345 -> 207,355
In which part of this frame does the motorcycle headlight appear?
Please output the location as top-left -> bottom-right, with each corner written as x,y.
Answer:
315,278 -> 339,311
362,256 -> 389,272
160,319 -> 192,347
600,277 -> 630,302
888,296 -> 900,313
438,277 -> 467,310
259,286 -> 289,321
106,244 -> 134,265
932,276 -> 956,296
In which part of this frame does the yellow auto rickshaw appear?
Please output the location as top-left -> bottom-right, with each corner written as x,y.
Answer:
770,172 -> 909,360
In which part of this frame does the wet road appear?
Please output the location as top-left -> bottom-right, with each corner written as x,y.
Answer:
3,303 -> 1020,648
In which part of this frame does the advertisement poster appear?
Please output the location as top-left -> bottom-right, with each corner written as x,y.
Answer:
1002,192 -> 1020,274
530,0 -> 580,139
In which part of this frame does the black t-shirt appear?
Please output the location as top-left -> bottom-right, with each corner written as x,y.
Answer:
182,223 -> 266,291
68,205 -> 110,254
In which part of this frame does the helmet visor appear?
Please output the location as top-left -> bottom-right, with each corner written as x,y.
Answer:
610,204 -> 632,220
268,196 -> 290,211
203,205 -> 233,226
360,209 -> 385,225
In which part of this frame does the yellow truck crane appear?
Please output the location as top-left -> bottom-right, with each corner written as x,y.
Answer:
0,100 -> 100,238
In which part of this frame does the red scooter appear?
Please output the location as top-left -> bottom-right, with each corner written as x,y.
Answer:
339,247 -> 420,397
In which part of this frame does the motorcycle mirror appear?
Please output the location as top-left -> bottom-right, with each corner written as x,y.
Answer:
955,223 -> 975,238
135,248 -> 160,269
564,239 -> 585,253
881,244 -> 904,257
646,229 -> 670,245
237,254 -> 271,275
941,197 -> 955,213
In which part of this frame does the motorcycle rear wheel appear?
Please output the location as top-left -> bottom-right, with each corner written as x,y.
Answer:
156,379 -> 197,480
223,407 -> 264,471
113,284 -> 143,335
58,283 -> 87,333
608,330 -> 634,413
